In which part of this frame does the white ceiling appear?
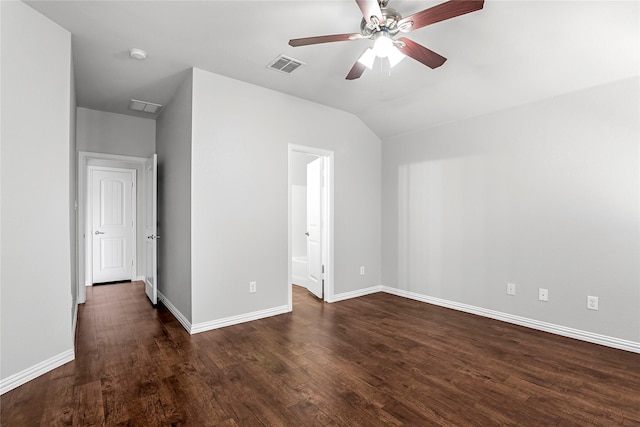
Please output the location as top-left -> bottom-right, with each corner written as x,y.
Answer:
25,0 -> 639,139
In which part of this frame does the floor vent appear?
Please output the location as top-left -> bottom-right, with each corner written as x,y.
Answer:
267,55 -> 304,74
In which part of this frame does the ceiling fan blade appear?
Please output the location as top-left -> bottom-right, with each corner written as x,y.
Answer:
398,0 -> 484,32
356,0 -> 384,24
289,33 -> 362,47
396,37 -> 447,69
346,53 -> 369,80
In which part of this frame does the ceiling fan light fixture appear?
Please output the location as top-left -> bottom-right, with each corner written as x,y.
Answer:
357,48 -> 376,69
372,33 -> 394,58
288,0 -> 484,80
387,46 -> 406,68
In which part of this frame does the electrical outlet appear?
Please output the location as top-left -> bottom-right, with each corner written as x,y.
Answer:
249,281 -> 257,293
507,283 -> 516,296
538,288 -> 548,302
360,266 -> 365,275
587,296 -> 598,310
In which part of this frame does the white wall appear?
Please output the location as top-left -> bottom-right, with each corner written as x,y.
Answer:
190,68 -> 381,325
76,107 -> 155,157
69,47 -> 78,325
156,70 -> 193,321
382,77 -> 640,343
1,0 -> 74,388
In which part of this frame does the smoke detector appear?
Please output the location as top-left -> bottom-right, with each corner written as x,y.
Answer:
129,48 -> 147,60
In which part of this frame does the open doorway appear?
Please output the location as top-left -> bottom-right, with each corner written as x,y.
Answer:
288,145 -> 334,310
78,151 -> 158,306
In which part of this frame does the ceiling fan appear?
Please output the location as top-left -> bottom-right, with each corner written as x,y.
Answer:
288,0 -> 484,80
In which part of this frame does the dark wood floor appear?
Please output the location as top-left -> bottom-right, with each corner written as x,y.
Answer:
2,281 -> 639,426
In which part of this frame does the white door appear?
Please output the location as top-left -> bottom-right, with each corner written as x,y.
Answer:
144,154 -> 158,305
306,157 -> 323,299
91,167 -> 134,284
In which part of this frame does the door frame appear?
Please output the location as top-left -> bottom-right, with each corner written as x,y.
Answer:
78,151 -> 147,303
287,144 -> 334,309
87,165 -> 137,285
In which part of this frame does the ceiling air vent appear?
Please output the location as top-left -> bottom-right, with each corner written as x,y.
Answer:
267,55 -> 304,74
128,99 -> 163,114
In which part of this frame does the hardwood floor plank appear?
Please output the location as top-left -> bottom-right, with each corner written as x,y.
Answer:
287,398 -> 336,427
2,281 -> 639,426
73,380 -> 104,426
0,374 -> 49,425
38,375 -> 75,425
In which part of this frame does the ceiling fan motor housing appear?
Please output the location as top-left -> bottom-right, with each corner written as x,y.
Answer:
360,7 -> 402,38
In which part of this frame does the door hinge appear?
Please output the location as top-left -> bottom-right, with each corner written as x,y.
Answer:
322,265 -> 325,274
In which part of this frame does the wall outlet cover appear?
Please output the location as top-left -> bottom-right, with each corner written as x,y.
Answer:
587,296 -> 599,310
539,288 -> 548,301
507,283 -> 516,296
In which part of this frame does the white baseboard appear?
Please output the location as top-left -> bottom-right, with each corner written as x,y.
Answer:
330,285 -> 383,303
158,292 -> 290,335
191,305 -> 290,334
157,291 -> 192,333
0,349 -> 75,395
381,286 -> 640,354
134,275 -> 145,282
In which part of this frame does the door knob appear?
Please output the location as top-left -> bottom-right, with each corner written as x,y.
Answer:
94,231 -> 105,235
305,232 -> 310,236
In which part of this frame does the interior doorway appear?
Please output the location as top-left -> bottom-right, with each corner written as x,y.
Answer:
78,151 -> 156,304
288,145 -> 334,309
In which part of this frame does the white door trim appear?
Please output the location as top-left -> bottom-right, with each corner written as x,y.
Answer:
287,144 -> 334,310
77,151 -> 147,303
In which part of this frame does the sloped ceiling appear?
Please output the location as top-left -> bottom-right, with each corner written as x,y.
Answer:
26,1 -> 639,139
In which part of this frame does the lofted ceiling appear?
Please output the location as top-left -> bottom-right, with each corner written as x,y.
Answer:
25,0 -> 639,139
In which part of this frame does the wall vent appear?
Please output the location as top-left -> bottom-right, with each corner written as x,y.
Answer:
267,55 -> 304,74
128,99 -> 163,114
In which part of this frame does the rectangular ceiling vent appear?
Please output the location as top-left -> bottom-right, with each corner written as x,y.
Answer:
267,55 -> 304,74
128,99 -> 163,114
